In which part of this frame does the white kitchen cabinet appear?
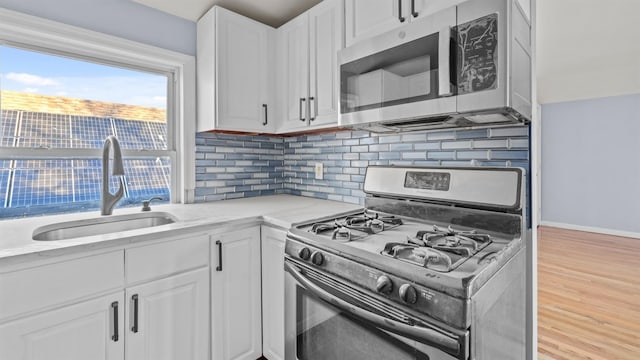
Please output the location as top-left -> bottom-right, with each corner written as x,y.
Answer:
278,13 -> 309,132
277,0 -> 343,133
0,234 -> 211,360
345,0 -> 466,47
211,227 -> 262,360
125,267 -> 209,360
260,226 -> 287,360
0,292 -> 125,360
197,6 -> 275,133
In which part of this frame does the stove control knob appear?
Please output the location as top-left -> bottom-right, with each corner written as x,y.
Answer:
310,251 -> 324,266
375,276 -> 394,294
298,247 -> 311,261
399,284 -> 418,304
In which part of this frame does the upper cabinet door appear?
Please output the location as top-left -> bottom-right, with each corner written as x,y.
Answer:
278,13 -> 310,132
197,7 -> 275,133
309,0 -> 344,127
345,0 -> 469,47
345,0 -> 407,47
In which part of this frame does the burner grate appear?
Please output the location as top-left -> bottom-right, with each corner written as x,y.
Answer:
382,225 -> 493,272
308,211 -> 403,242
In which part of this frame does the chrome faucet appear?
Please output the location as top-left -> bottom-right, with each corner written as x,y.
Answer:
101,136 -> 125,215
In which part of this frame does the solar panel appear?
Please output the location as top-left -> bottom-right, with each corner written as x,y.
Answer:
72,159 -> 102,202
17,112 -> 71,148
1,112 -> 171,215
113,118 -> 166,150
123,158 -> 170,201
0,110 -> 18,147
10,160 -> 75,207
0,160 -> 11,207
147,121 -> 168,150
70,116 -> 114,148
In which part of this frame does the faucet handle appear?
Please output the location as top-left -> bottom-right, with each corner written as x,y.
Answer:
141,197 -> 164,212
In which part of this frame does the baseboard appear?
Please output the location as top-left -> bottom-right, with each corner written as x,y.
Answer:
539,221 -> 640,239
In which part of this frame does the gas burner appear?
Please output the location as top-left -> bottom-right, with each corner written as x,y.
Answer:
379,225 -> 494,272
409,225 -> 492,256
344,211 -> 403,234
382,243 -> 454,272
308,211 -> 403,242
309,221 -> 352,242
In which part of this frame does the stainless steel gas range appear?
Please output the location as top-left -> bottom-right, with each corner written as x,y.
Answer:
284,166 -> 527,360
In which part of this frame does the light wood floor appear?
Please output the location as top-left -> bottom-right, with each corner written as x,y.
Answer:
537,226 -> 640,359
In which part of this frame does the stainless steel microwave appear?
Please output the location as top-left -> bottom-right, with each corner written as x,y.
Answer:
339,0 -> 531,132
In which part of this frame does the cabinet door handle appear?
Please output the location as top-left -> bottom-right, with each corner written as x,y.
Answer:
111,301 -> 119,342
262,104 -> 268,126
411,0 -> 419,18
309,97 -> 316,121
131,294 -> 139,333
299,98 -> 306,122
398,0 -> 406,22
216,240 -> 223,271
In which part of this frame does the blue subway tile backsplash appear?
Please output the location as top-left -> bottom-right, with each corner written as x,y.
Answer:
194,126 -> 530,205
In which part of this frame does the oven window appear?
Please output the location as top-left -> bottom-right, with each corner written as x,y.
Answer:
296,287 -> 430,360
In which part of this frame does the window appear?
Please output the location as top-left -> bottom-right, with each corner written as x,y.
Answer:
0,10 -> 195,219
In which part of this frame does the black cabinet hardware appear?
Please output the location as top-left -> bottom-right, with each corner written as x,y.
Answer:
111,301 -> 119,342
398,0 -> 406,22
131,294 -> 139,333
216,240 -> 223,271
411,0 -> 419,17
299,98 -> 306,121
309,97 -> 316,121
262,104 -> 268,126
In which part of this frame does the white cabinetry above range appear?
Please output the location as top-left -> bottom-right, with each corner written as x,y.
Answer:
277,0 -> 344,132
344,0 -> 466,47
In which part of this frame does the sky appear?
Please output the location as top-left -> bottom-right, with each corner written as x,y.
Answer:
0,45 -> 167,109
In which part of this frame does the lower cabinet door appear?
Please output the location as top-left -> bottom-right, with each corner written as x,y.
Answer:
261,226 -> 287,360
125,267 -> 209,360
0,292 -> 125,360
211,227 -> 262,360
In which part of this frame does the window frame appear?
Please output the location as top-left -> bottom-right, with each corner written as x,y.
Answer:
0,7 -> 196,206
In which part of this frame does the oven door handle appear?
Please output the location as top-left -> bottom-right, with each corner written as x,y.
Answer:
285,262 -> 463,358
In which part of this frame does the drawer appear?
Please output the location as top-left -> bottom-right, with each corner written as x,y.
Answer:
0,250 -> 124,321
126,235 -> 209,285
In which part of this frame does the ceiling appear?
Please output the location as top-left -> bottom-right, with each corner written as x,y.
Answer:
131,0 -> 322,27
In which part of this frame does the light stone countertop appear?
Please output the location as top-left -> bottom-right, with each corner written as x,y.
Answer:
0,195 -> 361,266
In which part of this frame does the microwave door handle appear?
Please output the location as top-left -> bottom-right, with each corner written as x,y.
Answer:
284,262 -> 463,358
438,26 -> 453,97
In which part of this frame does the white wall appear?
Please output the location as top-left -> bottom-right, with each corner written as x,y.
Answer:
541,94 -> 640,235
536,0 -> 640,104
0,0 -> 196,55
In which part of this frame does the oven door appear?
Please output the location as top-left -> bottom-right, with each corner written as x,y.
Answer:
284,259 -> 469,360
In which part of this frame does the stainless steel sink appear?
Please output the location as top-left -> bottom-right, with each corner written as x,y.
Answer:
32,212 -> 177,241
